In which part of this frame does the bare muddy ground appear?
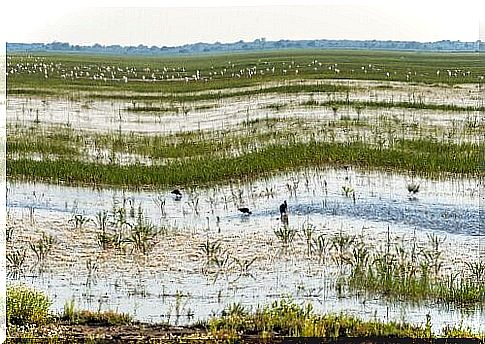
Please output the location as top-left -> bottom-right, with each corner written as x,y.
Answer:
14,322 -> 209,342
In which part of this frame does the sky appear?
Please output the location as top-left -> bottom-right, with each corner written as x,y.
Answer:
1,0 -> 484,49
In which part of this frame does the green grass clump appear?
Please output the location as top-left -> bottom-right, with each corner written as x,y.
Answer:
442,324 -> 483,338
349,259 -> 485,307
62,298 -> 131,326
7,285 -> 52,326
63,309 -> 132,326
7,135 -> 80,157
63,299 -> 133,326
209,298 -> 428,339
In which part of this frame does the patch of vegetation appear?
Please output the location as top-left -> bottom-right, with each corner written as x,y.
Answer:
63,298 -> 132,326
7,285 -> 52,326
208,298 -> 483,339
301,99 -> 485,112
7,138 -> 480,188
6,294 -> 484,341
345,233 -> 485,307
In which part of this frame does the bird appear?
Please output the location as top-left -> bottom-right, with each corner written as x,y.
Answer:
171,189 -> 182,200
279,200 -> 288,216
238,207 -> 252,215
407,182 -> 420,194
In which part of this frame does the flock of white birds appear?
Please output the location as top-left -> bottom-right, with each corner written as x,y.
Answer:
6,55 -> 478,83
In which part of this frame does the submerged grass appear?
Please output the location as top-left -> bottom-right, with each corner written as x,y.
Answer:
326,230 -> 485,308
301,99 -> 485,112
84,82 -> 351,103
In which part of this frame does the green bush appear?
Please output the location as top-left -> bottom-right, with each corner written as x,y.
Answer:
7,285 -> 52,326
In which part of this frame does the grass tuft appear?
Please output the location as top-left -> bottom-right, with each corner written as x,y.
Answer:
7,285 -> 52,326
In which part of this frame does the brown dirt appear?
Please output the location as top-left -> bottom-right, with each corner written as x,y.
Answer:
10,322 -> 212,342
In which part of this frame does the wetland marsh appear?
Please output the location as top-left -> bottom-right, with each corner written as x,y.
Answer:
5,50 -> 484,340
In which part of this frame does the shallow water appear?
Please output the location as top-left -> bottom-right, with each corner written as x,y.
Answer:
6,86 -> 479,137
8,167 -> 481,234
7,168 -> 484,332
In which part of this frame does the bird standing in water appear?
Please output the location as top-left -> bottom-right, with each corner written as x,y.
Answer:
279,200 -> 288,216
279,200 -> 289,226
407,182 -> 420,194
171,189 -> 183,200
238,207 -> 252,215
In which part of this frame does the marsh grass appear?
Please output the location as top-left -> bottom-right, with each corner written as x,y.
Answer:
312,234 -> 331,263
8,138 -> 480,188
465,261 -> 485,284
93,204 -> 161,255
8,50 -> 484,102
6,224 -> 14,242
35,82 -> 351,103
125,105 -> 179,113
9,301 -> 485,340
68,214 -> 92,230
125,206 -> 160,255
8,102 -> 482,178
29,232 -> 56,266
95,210 -> 110,250
344,234 -> 485,307
7,248 -> 27,277
8,132 -> 80,157
61,298 -> 132,326
7,285 -> 52,326
5,49 -> 484,342
300,221 -> 316,256
274,226 -> 297,249
301,99 -> 485,112
233,257 -> 257,276
199,239 -> 223,267
341,185 -> 355,198
63,298 -> 76,323
85,258 -> 98,280
209,298 -> 431,339
67,310 -> 132,326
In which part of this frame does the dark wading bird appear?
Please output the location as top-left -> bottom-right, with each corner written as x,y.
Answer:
238,207 -> 252,215
171,189 -> 183,200
279,200 -> 288,216
279,200 -> 289,226
406,182 -> 420,201
407,182 -> 420,195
